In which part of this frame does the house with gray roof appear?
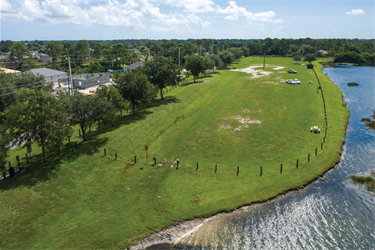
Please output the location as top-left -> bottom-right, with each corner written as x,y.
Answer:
123,62 -> 144,72
24,68 -> 68,83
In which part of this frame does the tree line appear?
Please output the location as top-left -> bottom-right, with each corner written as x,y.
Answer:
1,38 -> 374,73
0,53 -> 222,177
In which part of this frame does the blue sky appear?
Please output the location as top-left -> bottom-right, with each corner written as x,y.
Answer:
0,0 -> 373,40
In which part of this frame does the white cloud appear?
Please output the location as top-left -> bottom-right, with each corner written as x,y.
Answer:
157,0 -> 215,13
345,9 -> 365,15
0,0 -> 15,13
216,1 -> 283,23
0,0 -> 277,32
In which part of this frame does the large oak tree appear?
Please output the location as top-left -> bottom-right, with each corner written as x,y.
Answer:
3,89 -> 72,163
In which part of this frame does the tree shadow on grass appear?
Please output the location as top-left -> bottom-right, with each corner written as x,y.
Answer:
0,137 -> 109,191
86,110 -> 153,140
179,72 -> 221,87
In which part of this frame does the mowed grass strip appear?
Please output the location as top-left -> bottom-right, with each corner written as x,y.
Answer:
0,57 -> 349,249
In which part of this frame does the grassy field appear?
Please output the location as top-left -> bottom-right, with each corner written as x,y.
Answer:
0,57 -> 349,249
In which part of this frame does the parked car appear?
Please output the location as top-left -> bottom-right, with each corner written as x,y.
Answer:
286,79 -> 301,84
294,62 -> 302,65
292,79 -> 301,84
286,79 -> 293,84
288,69 -> 297,73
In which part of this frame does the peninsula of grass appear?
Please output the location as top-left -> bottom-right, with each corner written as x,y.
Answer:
0,57 -> 349,249
347,82 -> 359,86
350,173 -> 375,191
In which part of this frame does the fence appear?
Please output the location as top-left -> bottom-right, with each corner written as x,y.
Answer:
1,69 -> 328,181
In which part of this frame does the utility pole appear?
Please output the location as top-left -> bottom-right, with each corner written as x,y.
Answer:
68,56 -> 73,96
178,46 -> 180,70
263,53 -> 266,68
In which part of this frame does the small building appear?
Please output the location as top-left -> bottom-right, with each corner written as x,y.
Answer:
123,62 -> 143,73
58,73 -> 111,90
24,68 -> 68,82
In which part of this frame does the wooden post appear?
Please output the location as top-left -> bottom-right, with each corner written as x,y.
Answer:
26,154 -> 29,164
260,166 -> 262,176
115,153 -> 117,160
176,161 -> 179,170
145,146 -> 148,163
104,148 -> 106,156
315,148 -> 317,156
196,162 -> 198,171
215,164 -> 217,173
321,143 -> 323,150
237,166 -> 239,176
280,164 -> 282,173
134,156 -> 136,163
296,159 -> 299,169
308,153 -> 310,162
153,158 -> 156,165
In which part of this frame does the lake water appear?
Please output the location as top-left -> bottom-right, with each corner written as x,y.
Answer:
172,66 -> 375,250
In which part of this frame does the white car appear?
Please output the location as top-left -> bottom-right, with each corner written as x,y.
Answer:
292,79 -> 301,84
286,79 -> 301,84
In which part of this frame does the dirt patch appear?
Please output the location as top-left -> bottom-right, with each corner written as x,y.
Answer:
230,65 -> 273,78
223,115 -> 261,124
220,123 -> 232,130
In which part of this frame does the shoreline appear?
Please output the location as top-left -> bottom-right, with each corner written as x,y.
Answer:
128,63 -> 350,250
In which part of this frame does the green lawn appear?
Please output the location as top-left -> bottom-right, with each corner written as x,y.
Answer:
0,57 -> 349,249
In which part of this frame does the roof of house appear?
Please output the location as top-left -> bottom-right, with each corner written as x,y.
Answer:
0,67 -> 21,73
24,68 -> 67,77
124,62 -> 144,70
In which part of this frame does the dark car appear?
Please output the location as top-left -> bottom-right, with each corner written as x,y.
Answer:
288,69 -> 297,73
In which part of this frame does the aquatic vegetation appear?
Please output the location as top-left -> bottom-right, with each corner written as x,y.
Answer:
350,174 -> 375,191
347,82 -> 359,86
362,112 -> 375,130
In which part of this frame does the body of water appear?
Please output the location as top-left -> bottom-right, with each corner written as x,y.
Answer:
172,66 -> 375,250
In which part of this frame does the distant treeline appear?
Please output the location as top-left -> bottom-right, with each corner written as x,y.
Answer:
1,38 -> 374,71
334,51 -> 374,66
